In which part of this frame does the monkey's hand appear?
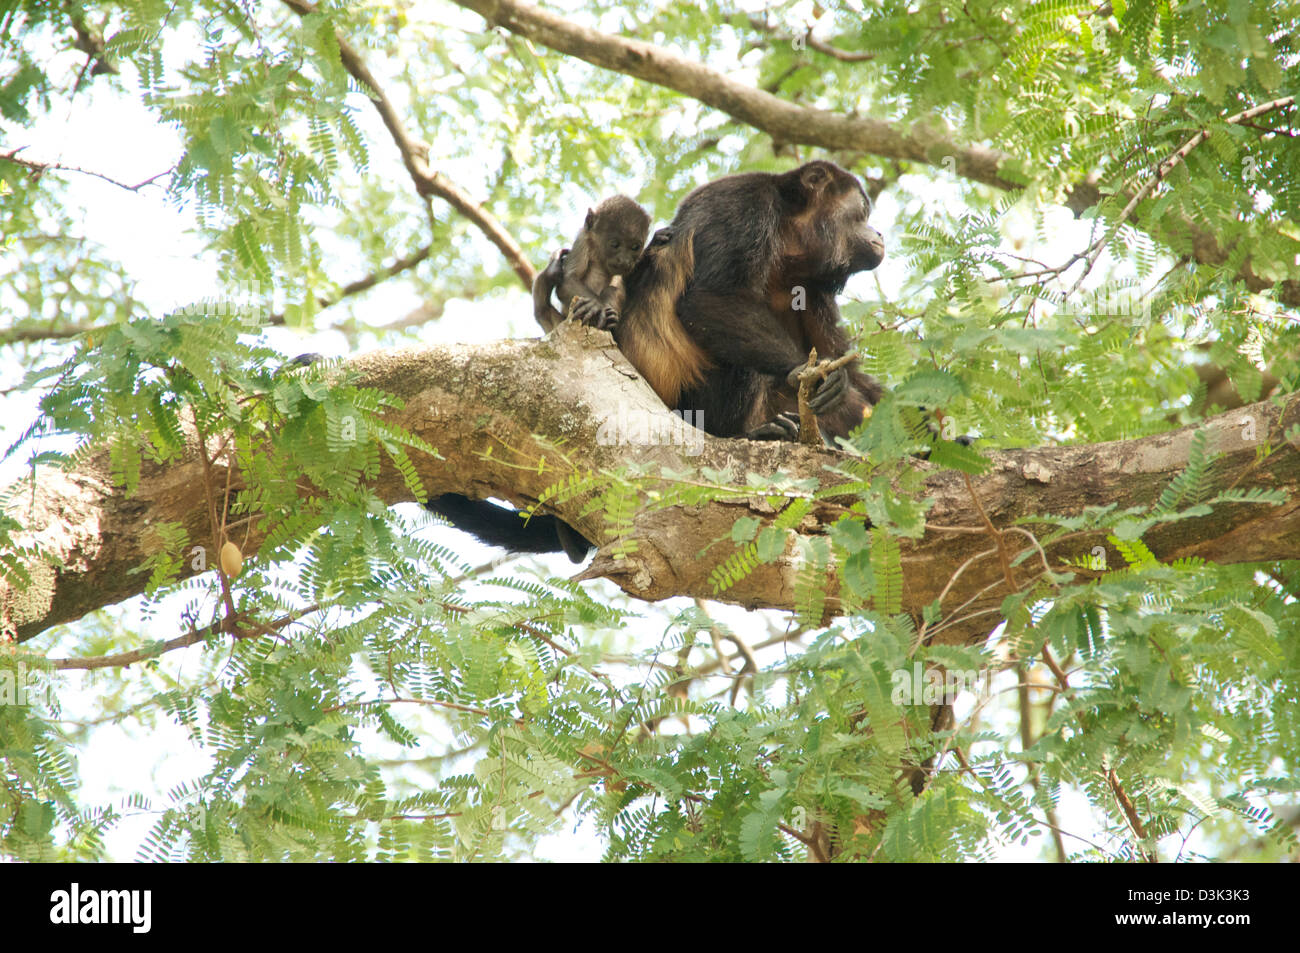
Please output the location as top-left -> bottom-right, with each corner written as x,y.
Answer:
786,361 -> 849,415
540,248 -> 568,287
746,412 -> 800,441
567,295 -> 598,323
569,296 -> 619,331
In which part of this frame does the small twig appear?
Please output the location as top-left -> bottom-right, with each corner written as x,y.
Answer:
795,349 -> 858,447
0,147 -> 171,193
723,631 -> 759,705
803,30 -> 875,62
1017,661 -> 1069,862
267,243 -> 444,325
962,472 -> 1017,594
1236,118 -> 1298,137
947,478 -> 1151,859
1036,643 -> 1067,687
796,347 -> 821,446
15,603 -> 322,671
745,16 -> 876,62
1107,766 -> 1155,861
324,696 -> 513,722
952,747 -> 1117,859
1063,95 -> 1297,297
910,544 -> 999,656
436,599 -> 572,657
190,409 -> 242,637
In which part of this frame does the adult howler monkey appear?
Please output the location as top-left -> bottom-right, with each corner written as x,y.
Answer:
430,160 -> 886,560
616,159 -> 885,442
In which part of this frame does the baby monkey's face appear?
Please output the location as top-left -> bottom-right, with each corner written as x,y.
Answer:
598,222 -> 650,276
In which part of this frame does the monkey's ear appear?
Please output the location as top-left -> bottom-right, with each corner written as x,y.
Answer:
584,208 -> 596,229
800,162 -> 832,193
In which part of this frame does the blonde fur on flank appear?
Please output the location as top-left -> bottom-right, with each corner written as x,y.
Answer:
617,230 -> 711,407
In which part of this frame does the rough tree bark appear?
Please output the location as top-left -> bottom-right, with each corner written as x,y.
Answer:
3,323 -> 1298,645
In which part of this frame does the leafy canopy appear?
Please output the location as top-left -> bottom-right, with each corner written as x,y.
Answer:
0,0 -> 1297,862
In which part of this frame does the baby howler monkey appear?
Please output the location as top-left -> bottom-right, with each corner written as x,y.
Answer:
532,195 -> 651,333
427,197 -> 649,565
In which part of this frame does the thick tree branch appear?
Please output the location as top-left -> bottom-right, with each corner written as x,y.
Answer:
451,0 -> 1300,307
452,0 -> 1016,190
3,324 -> 1297,645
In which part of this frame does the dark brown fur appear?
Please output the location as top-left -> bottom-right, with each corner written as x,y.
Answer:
427,165 -> 886,562
615,161 -> 886,442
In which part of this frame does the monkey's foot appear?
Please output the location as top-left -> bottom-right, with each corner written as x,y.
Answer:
592,306 -> 620,331
746,412 -> 800,441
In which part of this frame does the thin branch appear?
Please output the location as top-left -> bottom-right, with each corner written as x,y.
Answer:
953,470 -> 1155,861
951,747 -> 1119,859
910,544 -> 999,655
451,0 -> 1017,190
0,323 -> 92,345
25,603 -> 321,671
745,16 -> 876,62
451,0 -> 1299,307
962,472 -> 1018,595
1063,96 -> 1298,297
266,242 -> 450,327
325,696 -> 511,721
803,31 -> 875,62
1107,766 -> 1155,861
279,0 -> 536,289
0,147 -> 171,193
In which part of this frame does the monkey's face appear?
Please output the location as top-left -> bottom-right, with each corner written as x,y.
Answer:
832,177 -> 885,273
789,162 -> 885,282
601,227 -> 648,275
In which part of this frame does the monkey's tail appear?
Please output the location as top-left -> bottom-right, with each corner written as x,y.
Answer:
425,494 -> 592,563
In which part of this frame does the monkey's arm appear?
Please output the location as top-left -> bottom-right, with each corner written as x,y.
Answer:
559,272 -> 608,303
598,277 -> 627,322
678,289 -> 866,418
677,289 -> 812,375
532,249 -> 568,333
560,267 -> 623,331
596,276 -> 626,310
